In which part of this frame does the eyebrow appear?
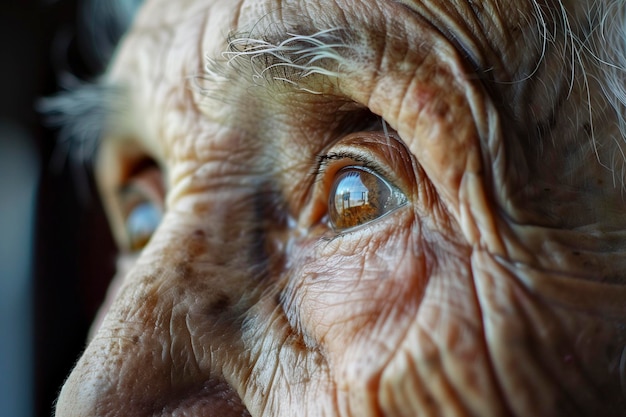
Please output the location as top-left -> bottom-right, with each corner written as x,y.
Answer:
201,27 -> 354,96
39,81 -> 129,163
41,26 -> 354,160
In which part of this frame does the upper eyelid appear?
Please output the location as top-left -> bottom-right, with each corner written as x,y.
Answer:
116,154 -> 163,190
116,183 -> 152,218
316,150 -> 385,177
314,149 -> 401,189
117,182 -> 143,199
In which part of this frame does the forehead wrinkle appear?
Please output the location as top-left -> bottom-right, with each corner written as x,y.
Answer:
191,22 -> 359,148
190,5 -> 381,170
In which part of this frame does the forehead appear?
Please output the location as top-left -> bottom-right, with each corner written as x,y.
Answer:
107,0 -> 351,160
103,0 -> 533,164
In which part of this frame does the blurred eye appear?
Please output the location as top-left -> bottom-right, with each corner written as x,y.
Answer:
117,158 -> 164,252
328,166 -> 407,231
125,200 -> 162,251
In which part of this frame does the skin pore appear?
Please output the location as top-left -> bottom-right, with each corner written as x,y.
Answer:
54,0 -> 626,416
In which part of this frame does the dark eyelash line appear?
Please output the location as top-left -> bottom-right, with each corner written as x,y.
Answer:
312,149 -> 401,241
314,150 -> 385,178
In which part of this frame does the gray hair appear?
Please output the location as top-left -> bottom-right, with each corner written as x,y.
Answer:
39,0 -> 143,168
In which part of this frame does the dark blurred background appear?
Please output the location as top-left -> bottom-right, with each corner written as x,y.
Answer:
0,1 -> 120,415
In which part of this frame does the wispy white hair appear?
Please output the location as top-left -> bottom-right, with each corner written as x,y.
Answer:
202,28 -> 352,96
40,0 -> 142,172
531,0 -> 626,185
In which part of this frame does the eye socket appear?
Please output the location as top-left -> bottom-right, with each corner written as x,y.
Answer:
125,200 -> 162,251
116,158 -> 165,252
328,165 -> 407,231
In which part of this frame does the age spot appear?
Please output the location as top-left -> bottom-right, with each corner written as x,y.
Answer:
207,292 -> 232,314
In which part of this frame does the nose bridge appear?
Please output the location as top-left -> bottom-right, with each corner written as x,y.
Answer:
56,197 -> 259,416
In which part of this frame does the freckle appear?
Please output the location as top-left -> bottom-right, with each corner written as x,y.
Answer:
432,97 -> 450,118
207,292 -> 231,313
174,262 -> 192,280
313,353 -> 323,367
187,230 -> 207,258
142,275 -> 156,285
113,357 -> 123,369
287,332 -> 307,352
305,272 -> 319,281
193,201 -> 211,214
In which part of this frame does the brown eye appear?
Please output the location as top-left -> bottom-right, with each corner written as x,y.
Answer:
328,166 -> 407,231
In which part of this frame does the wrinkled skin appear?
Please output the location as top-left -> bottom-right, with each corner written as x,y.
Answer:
56,0 -> 626,416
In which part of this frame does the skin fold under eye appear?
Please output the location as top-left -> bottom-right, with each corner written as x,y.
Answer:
329,165 -> 407,231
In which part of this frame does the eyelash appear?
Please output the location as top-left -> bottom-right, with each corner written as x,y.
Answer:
313,149 -> 406,238
315,150 -> 385,178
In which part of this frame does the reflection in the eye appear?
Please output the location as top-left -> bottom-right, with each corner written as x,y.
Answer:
329,166 -> 407,231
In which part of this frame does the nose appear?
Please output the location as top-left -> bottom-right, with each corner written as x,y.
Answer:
54,215 -> 256,416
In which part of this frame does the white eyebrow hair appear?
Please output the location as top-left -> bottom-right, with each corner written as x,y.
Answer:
39,81 -> 128,165
201,27 -> 354,96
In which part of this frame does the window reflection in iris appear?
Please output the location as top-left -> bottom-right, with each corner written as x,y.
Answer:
328,166 -> 406,231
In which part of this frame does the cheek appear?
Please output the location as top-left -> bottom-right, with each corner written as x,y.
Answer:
283,214 -> 429,370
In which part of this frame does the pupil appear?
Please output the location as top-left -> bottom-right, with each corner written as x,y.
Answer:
329,167 -> 391,230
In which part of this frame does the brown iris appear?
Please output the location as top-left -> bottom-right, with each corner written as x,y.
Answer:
328,166 -> 407,231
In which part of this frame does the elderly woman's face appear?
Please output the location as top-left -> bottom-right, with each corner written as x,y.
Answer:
55,0 -> 626,415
